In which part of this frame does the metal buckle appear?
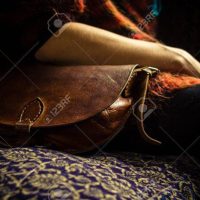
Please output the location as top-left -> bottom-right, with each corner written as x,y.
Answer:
142,67 -> 160,77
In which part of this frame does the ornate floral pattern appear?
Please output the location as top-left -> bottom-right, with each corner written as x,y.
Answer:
0,147 -> 199,199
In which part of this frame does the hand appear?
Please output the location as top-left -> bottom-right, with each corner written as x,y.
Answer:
166,46 -> 200,77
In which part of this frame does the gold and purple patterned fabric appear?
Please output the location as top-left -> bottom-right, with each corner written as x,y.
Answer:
0,147 -> 200,199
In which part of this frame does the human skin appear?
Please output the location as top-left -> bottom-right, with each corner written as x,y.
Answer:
35,22 -> 200,77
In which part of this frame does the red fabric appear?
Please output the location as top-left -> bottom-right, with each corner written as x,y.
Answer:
149,73 -> 200,97
74,0 -> 157,42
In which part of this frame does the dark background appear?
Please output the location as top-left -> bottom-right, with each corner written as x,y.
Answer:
157,0 -> 200,61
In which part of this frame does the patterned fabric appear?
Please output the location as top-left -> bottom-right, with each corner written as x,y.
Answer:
0,147 -> 199,199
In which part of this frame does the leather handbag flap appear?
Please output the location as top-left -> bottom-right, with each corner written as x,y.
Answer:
0,64 -> 137,129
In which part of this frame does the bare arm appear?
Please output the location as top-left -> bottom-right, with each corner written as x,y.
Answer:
35,22 -> 200,77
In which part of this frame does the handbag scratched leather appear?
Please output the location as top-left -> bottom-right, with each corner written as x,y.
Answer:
0,63 -> 161,153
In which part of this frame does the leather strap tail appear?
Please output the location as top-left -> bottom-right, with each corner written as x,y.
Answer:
132,66 -> 162,145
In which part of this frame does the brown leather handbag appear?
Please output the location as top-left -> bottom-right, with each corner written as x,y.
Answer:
0,63 -> 161,153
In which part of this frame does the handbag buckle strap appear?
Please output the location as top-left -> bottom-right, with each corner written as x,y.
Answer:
134,66 -> 162,145
142,67 -> 160,77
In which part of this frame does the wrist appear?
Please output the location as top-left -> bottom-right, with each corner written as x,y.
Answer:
161,45 -> 195,75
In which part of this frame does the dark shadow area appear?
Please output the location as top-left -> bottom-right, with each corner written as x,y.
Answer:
157,0 -> 200,60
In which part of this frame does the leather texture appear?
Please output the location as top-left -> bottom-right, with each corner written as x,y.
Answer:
0,64 -> 135,127
0,63 -> 161,153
